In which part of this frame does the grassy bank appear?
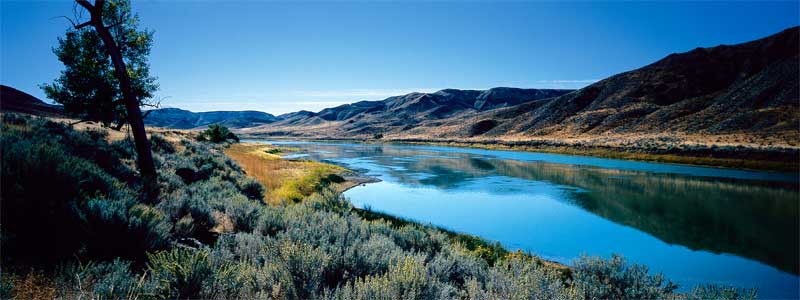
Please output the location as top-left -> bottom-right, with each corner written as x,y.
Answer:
399,140 -> 797,172
0,114 -> 757,300
224,143 -> 350,205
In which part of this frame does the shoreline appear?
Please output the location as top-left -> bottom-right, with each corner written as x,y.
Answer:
243,136 -> 799,172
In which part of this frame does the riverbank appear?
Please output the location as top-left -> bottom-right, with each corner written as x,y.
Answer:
224,143 -> 380,204
242,135 -> 798,172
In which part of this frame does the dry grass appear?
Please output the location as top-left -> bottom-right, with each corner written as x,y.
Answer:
225,143 -> 345,205
7,271 -> 57,300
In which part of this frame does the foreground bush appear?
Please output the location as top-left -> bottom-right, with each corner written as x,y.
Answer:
0,113 -> 758,300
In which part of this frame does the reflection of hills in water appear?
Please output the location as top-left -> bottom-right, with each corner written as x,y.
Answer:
298,143 -> 799,274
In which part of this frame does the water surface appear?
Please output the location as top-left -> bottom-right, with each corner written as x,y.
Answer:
251,140 -> 799,299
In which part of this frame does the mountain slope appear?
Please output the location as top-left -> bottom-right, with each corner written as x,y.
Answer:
0,85 -> 64,117
144,108 -> 280,129
242,87 -> 572,136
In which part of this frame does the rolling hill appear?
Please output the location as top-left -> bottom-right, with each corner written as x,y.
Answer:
241,87 -> 572,136
143,107 -> 281,129
0,85 -> 64,117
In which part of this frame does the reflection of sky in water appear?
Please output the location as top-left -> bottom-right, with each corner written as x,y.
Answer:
248,140 -> 800,298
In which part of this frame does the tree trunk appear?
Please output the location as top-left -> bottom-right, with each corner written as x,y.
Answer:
77,0 -> 158,196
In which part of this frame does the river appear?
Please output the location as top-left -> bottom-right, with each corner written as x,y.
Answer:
251,140 -> 799,299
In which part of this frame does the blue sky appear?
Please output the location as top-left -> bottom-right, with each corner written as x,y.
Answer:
2,1 -> 798,115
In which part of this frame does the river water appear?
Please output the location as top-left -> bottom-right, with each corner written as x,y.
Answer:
252,140 -> 799,298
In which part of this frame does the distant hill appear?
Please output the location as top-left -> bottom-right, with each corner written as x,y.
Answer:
243,87 -> 572,136
144,108 -> 281,129
244,27 -> 799,151
0,85 -> 64,117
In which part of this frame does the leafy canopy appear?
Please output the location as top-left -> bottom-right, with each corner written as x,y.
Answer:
41,0 -> 158,128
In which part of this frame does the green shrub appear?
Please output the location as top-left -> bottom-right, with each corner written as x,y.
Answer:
238,177 -> 265,201
327,255 -> 438,300
55,259 -> 154,300
571,254 -> 677,300
197,124 -> 239,143
1,131 -> 119,263
158,190 -> 217,243
687,284 -> 758,300
275,241 -> 330,299
149,133 -> 176,153
147,248 -> 216,299
224,196 -> 263,233
83,198 -> 172,259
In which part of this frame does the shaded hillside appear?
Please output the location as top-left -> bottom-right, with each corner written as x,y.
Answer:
444,27 -> 799,139
244,87 -> 571,136
144,107 -> 280,129
0,85 -> 64,117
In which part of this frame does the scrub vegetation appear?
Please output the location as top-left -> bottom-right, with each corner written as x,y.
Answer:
0,113 -> 757,300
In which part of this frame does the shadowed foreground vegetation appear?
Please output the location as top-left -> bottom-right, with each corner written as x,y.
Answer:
0,113 -> 757,299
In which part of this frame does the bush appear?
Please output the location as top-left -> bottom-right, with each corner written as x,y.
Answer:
238,177 -> 265,201
197,124 -> 239,143
326,255 -> 439,300
53,259 -> 153,300
83,199 -> 172,259
687,284 -> 758,300
571,254 -> 677,300
150,133 -> 176,153
147,248 -> 216,299
1,129 -> 121,263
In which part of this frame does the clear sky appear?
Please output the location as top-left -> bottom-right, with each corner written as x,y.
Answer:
2,1 -> 798,115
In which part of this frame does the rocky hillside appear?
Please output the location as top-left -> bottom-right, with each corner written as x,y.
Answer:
144,107 -> 280,129
242,87 -> 572,136
0,85 -> 64,117
427,27 -> 799,142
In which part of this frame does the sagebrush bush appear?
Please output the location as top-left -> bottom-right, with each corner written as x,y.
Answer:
238,176 -> 266,201
571,254 -> 677,300
147,248 -> 216,299
149,133 -> 176,153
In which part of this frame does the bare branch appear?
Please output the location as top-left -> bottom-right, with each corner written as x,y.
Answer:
50,15 -> 77,27
75,21 -> 92,29
68,119 -> 94,126
75,0 -> 94,12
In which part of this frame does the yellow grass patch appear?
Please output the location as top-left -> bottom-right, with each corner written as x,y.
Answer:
225,143 -> 345,205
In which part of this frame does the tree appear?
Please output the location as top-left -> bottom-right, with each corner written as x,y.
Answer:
43,1 -> 158,129
197,124 -> 240,143
45,0 -> 158,194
